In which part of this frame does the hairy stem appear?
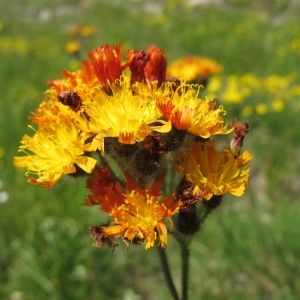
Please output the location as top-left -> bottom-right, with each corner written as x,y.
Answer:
180,240 -> 190,300
157,247 -> 180,300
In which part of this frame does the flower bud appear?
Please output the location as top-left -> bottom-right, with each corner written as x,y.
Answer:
144,45 -> 167,84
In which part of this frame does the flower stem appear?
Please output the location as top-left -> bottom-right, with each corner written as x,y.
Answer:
157,247 -> 180,300
179,240 -> 190,300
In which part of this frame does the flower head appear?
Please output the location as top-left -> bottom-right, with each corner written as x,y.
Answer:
85,166 -> 181,249
155,82 -> 233,138
173,140 -> 252,200
72,77 -> 171,153
14,118 -> 97,188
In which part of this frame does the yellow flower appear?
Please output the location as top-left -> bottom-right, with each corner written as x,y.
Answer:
255,103 -> 268,115
69,25 -> 95,37
80,25 -> 95,37
173,141 -> 252,200
64,41 -> 81,54
241,105 -> 253,117
85,167 -> 181,249
167,55 -> 222,83
14,119 -> 97,188
223,76 -> 250,104
73,77 -> 171,153
156,82 -> 233,138
272,99 -> 284,112
206,76 -> 222,94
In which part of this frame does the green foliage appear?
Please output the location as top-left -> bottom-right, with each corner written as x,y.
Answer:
1,0 -> 300,299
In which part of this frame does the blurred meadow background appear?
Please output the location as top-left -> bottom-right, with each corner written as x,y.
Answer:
1,0 -> 300,299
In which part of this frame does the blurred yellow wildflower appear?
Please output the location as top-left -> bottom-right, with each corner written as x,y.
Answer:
206,76 -> 222,94
167,55 -> 222,84
240,73 -> 261,89
272,99 -> 284,112
80,25 -> 95,37
255,103 -> 268,115
0,37 -> 29,56
64,41 -> 81,54
69,25 -> 95,37
223,76 -> 250,104
242,105 -> 253,117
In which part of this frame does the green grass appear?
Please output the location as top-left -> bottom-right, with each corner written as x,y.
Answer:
1,0 -> 300,299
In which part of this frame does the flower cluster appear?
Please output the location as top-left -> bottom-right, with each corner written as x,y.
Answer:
14,43 -> 252,249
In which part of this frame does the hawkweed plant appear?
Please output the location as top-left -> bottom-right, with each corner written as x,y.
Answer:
14,43 -> 253,300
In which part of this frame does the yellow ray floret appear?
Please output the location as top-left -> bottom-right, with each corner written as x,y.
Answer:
173,140 -> 253,200
14,119 -> 97,188
74,78 -> 171,153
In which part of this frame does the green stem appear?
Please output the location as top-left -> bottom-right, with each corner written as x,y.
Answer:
157,247 -> 180,300
179,240 -> 190,300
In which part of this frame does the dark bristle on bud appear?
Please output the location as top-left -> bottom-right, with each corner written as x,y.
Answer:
135,149 -> 160,175
177,204 -> 201,235
105,138 -> 138,158
176,179 -> 202,235
202,194 -> 222,210
116,144 -> 138,158
144,134 -> 165,154
163,128 -> 186,152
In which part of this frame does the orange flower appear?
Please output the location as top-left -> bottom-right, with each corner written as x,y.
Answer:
47,60 -> 98,97
155,82 -> 233,138
88,43 -> 125,92
85,166 -> 181,249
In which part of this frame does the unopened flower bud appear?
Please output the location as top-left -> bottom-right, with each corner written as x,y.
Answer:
176,179 -> 202,235
88,43 -> 124,93
144,45 -> 167,84
127,50 -> 149,85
